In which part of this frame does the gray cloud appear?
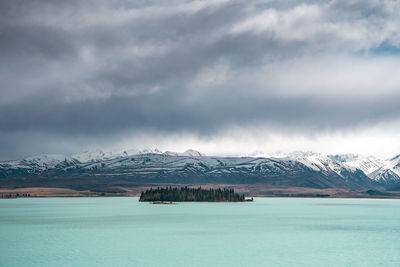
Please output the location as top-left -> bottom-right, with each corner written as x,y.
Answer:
1,0 -> 400,159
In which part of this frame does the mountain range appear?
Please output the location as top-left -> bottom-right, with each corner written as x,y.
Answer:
1,149 -> 400,191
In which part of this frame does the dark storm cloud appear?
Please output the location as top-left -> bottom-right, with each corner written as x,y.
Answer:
1,0 -> 400,159
2,80 -> 400,135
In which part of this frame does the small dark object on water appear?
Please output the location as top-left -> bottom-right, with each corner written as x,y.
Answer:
151,201 -> 176,204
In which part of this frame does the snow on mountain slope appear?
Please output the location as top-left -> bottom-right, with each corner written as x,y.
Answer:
0,149 -> 397,189
36,152 -> 373,189
9,154 -> 72,170
343,156 -> 383,175
179,149 -> 203,157
296,154 -> 335,172
162,151 -> 179,156
328,153 -> 400,185
287,153 -> 358,180
0,149 -> 196,170
367,155 -> 400,184
328,154 -> 360,163
0,154 -> 80,177
369,168 -> 400,184
72,150 -> 116,162
162,149 -> 204,157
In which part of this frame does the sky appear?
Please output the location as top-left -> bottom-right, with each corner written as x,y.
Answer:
1,0 -> 400,160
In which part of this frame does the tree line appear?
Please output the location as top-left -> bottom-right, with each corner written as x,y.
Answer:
139,186 -> 250,202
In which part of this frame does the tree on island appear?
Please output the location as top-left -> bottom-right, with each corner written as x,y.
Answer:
139,186 -> 250,202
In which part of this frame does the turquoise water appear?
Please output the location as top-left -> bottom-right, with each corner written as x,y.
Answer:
0,197 -> 399,267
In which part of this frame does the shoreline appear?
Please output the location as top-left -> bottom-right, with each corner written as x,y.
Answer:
1,186 -> 400,199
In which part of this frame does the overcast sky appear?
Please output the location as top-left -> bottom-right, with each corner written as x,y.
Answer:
1,0 -> 400,160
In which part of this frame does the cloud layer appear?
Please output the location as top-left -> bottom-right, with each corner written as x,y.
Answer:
1,0 -> 400,159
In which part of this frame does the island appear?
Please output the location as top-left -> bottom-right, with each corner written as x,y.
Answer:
139,187 -> 253,202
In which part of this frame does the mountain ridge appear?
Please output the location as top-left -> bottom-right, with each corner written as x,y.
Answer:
1,149 -> 399,191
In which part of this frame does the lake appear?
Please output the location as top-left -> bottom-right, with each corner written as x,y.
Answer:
1,197 -> 399,266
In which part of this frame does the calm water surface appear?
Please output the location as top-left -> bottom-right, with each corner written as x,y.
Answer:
1,197 -> 399,267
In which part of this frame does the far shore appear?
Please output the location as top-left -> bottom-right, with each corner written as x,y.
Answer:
1,185 -> 400,199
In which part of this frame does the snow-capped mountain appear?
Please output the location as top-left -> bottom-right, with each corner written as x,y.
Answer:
343,156 -> 383,175
178,149 -> 204,157
327,153 -> 400,186
0,154 -> 76,173
327,154 -> 384,175
72,150 -> 116,162
367,155 -> 400,185
1,149 -> 392,190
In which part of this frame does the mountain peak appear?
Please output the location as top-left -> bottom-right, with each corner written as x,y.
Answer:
180,149 -> 203,157
328,154 -> 361,163
72,150 -> 115,162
